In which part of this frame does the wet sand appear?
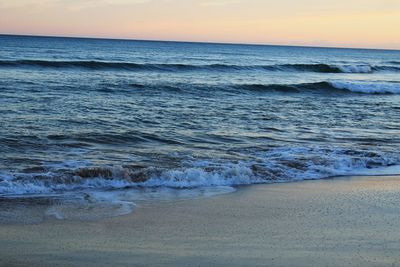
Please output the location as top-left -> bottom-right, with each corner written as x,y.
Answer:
1,175 -> 400,267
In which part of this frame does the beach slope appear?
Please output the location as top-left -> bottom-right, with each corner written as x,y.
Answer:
1,175 -> 400,267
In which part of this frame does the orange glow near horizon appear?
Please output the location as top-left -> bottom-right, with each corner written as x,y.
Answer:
0,0 -> 399,49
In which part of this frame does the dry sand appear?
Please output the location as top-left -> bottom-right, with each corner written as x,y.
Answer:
1,175 -> 400,267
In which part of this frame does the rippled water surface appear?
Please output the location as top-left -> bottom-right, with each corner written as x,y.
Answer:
1,35 -> 400,210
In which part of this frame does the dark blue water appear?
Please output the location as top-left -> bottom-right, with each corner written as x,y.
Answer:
1,35 -> 400,202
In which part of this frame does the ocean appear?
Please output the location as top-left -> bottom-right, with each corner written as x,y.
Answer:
1,35 -> 400,215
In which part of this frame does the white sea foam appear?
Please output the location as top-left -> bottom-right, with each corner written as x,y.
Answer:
43,186 -> 236,220
89,186 -> 236,203
139,164 -> 257,188
45,200 -> 135,221
337,65 -> 373,73
329,81 -> 400,94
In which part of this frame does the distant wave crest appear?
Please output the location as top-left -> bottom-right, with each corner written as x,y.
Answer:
1,59 -> 399,74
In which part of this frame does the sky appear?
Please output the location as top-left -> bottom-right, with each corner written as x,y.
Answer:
0,0 -> 399,49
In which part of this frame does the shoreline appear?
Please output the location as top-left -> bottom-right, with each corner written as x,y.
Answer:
1,175 -> 400,266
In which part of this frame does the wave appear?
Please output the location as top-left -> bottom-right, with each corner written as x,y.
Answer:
0,147 -> 399,196
47,131 -> 182,145
329,81 -> 400,94
1,59 -> 399,74
236,82 -> 331,93
269,64 -> 374,73
236,81 -> 400,94
95,80 -> 400,95
278,64 -> 400,73
0,59 -> 199,72
373,66 -> 400,72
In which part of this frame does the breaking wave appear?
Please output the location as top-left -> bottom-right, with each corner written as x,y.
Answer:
95,81 -> 400,95
236,81 -> 400,94
270,64 -> 374,73
0,147 -> 399,197
1,59 -> 399,74
329,81 -> 400,94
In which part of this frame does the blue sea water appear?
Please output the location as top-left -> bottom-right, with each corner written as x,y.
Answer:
1,35 -> 400,207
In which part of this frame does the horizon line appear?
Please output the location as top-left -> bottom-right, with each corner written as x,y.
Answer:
1,33 -> 399,52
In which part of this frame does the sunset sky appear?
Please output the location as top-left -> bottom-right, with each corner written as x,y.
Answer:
0,0 -> 399,49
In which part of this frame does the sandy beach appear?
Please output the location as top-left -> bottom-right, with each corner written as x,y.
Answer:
1,175 -> 400,267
